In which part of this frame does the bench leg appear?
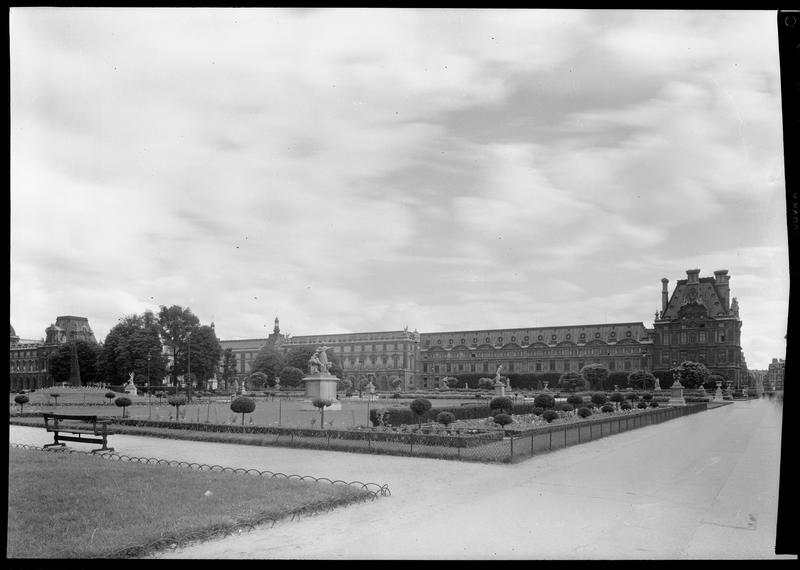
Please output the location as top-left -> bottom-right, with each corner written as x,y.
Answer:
43,433 -> 65,449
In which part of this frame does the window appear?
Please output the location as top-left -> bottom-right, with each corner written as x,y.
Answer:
535,361 -> 542,372
662,333 -> 670,345
680,332 -> 687,344
699,332 -> 706,343
434,365 -> 440,373
624,359 -> 632,370
609,360 -> 616,371
549,360 -> 556,371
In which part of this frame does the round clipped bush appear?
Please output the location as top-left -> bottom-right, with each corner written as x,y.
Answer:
559,403 -> 574,413
436,411 -> 456,427
311,397 -> 332,426
601,404 -> 614,413
114,396 -> 132,417
637,401 -> 648,409
231,396 -> 257,425
626,393 -> 640,402
542,410 -> 559,423
490,396 -> 513,414
14,394 -> 29,413
609,392 -> 624,408
409,398 -> 433,427
105,391 -> 116,404
493,413 -> 513,429
620,402 -> 632,410
577,407 -> 592,418
531,406 -> 544,416
533,394 -> 556,409
642,393 -> 653,401
167,394 -> 188,421
590,393 -> 608,406
566,395 -> 584,407
49,393 -> 61,405
649,401 -> 659,408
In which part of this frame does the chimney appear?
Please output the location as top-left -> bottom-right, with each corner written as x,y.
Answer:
714,269 -> 730,311
661,278 -> 669,312
686,268 -> 700,284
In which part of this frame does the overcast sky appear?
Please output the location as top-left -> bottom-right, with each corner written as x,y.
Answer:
10,8 -> 788,369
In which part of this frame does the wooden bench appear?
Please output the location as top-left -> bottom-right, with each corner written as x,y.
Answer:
42,413 -> 114,453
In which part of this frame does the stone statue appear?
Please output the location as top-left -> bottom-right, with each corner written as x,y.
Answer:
309,347 -> 332,375
731,297 -> 740,318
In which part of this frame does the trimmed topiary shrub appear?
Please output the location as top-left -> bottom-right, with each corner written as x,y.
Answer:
493,413 -> 514,429
311,397 -> 332,426
577,407 -> 592,418
542,410 -> 559,423
637,401 -> 648,409
436,411 -> 456,427
409,398 -> 433,427
559,403 -> 574,413
625,393 -> 640,402
649,401 -> 659,408
490,396 -> 513,414
14,394 -> 29,413
601,404 -> 614,413
49,393 -> 60,405
168,394 -> 188,421
105,391 -> 116,404
642,393 -> 653,401
590,393 -> 608,406
231,396 -> 257,425
531,407 -> 544,416
533,394 -> 556,409
114,396 -> 132,418
621,402 -> 632,410
609,392 -> 624,409
566,395 -> 584,407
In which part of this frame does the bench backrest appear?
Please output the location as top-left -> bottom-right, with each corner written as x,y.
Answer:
43,413 -> 99,423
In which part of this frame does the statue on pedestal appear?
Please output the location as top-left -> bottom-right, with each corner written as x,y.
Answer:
124,372 -> 138,395
309,346 -> 333,376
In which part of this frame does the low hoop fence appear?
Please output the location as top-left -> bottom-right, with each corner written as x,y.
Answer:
9,442 -> 391,558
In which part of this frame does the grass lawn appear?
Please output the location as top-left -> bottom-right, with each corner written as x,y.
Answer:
7,447 -> 372,558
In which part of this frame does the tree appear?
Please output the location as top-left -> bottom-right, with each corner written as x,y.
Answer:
115,396 -> 132,418
279,366 -> 305,388
707,374 -> 726,390
338,377 -> 353,393
580,364 -> 609,390
251,345 -> 286,384
312,398 -> 333,426
186,325 -> 222,391
566,394 -> 584,407
220,348 -> 237,392
609,392 -> 624,410
409,398 -> 432,427
105,391 -> 116,404
355,376 -> 370,397
672,361 -> 711,389
48,340 -> 103,386
230,396 -> 256,426
99,312 -> 167,388
558,371 -> 587,392
157,305 -> 200,389
590,393 -> 608,406
247,371 -> 269,390
628,369 -> 657,390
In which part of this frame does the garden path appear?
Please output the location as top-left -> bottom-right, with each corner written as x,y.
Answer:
8,397 -> 791,560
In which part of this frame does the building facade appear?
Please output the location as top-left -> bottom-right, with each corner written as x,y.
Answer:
651,269 -> 746,386
214,269 -> 748,391
9,316 -> 98,391
766,358 -> 785,391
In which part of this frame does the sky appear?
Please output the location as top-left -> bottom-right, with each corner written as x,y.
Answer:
9,8 -> 788,369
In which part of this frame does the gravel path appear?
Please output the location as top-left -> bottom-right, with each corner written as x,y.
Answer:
9,398 -> 791,560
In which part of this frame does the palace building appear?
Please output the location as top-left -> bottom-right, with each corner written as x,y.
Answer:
9,316 -> 98,391
213,268 -> 748,390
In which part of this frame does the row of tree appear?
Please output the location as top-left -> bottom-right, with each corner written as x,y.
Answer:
47,306 -> 222,398
555,361 -> 723,392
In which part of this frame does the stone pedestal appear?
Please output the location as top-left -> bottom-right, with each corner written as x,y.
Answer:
301,373 -> 342,410
668,380 -> 686,406
494,384 -> 506,397
124,383 -> 138,397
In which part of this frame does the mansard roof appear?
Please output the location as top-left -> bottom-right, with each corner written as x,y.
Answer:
662,274 -> 732,320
